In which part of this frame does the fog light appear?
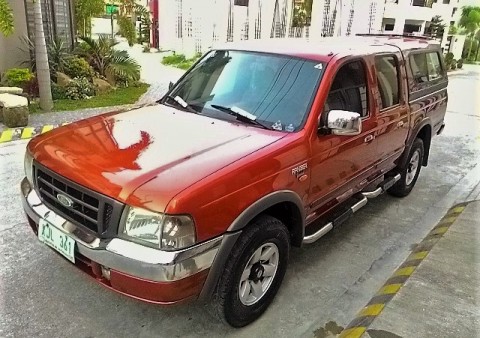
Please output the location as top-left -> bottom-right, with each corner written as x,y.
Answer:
101,266 -> 111,280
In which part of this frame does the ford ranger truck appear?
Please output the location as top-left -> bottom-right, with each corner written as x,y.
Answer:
21,35 -> 447,327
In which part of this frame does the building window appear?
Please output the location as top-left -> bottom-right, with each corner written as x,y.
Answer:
384,23 -> 395,31
442,0 -> 450,4
375,55 -> 400,110
452,7 -> 457,16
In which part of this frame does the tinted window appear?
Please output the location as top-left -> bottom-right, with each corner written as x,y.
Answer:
410,52 -> 443,85
426,52 -> 442,80
169,50 -> 324,132
375,55 -> 400,109
324,61 -> 368,117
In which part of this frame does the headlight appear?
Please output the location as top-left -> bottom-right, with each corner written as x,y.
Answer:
121,206 -> 196,250
24,151 -> 34,186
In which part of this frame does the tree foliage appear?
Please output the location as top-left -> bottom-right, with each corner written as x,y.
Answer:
76,35 -> 140,83
0,0 -> 14,37
75,0 -> 105,37
459,6 -> 480,60
427,15 -> 446,39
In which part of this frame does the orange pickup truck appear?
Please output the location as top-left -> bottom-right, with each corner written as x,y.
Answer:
21,34 -> 448,327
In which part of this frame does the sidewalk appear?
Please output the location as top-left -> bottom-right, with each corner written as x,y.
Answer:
344,200 -> 480,338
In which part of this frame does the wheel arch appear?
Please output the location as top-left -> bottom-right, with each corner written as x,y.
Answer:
227,190 -> 305,247
399,119 -> 432,168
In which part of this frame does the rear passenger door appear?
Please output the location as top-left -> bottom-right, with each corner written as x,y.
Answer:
373,53 -> 409,166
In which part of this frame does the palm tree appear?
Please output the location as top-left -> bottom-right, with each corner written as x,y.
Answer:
0,0 -> 14,36
31,0 -> 53,111
459,6 -> 480,60
76,35 -> 140,83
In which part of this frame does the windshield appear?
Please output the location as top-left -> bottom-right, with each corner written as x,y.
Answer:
166,50 -> 324,132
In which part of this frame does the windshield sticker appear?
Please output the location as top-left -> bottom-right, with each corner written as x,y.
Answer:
314,63 -> 323,70
272,120 -> 283,131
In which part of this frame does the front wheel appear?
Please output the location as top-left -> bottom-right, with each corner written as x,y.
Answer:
210,215 -> 290,327
388,138 -> 424,197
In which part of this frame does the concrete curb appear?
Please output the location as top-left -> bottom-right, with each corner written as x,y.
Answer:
336,202 -> 470,338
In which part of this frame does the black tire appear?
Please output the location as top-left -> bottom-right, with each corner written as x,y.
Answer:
388,138 -> 424,197
210,215 -> 290,327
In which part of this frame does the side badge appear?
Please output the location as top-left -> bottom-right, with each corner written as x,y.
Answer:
292,163 -> 308,180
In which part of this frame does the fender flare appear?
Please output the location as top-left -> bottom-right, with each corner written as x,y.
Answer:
227,190 -> 306,238
398,118 -> 432,168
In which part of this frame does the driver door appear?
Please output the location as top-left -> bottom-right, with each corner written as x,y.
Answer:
308,59 -> 379,213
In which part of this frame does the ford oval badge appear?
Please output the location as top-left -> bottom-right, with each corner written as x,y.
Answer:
57,193 -> 74,208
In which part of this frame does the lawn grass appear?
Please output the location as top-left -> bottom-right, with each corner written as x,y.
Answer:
29,83 -> 149,113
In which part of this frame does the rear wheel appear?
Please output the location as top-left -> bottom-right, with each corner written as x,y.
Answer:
388,138 -> 424,197
210,215 -> 290,327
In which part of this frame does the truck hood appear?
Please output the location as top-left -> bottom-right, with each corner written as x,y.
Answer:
28,104 -> 284,210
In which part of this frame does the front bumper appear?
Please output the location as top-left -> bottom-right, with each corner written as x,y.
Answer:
20,177 -> 222,304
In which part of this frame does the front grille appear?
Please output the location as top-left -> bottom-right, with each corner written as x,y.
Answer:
34,163 -> 124,237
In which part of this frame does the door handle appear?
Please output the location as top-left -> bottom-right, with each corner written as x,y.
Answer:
364,135 -> 374,143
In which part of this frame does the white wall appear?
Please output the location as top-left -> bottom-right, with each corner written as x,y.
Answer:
91,18 -> 120,37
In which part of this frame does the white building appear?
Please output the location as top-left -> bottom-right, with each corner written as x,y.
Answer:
157,0 -> 471,59
382,0 -> 470,58
157,0 -> 386,57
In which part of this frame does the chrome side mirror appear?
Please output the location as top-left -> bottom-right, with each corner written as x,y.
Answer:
327,109 -> 362,135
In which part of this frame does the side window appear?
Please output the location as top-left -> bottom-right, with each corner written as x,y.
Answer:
409,51 -> 443,86
426,52 -> 442,81
410,53 -> 429,84
375,55 -> 400,110
324,61 -> 368,118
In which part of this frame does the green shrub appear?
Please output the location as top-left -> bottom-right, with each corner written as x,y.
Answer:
444,52 -> 454,70
51,83 -> 67,100
162,54 -> 187,65
64,56 -> 95,80
457,59 -> 464,69
4,68 -> 34,87
451,59 -> 457,70
117,15 -> 136,46
177,61 -> 194,70
65,77 -> 95,100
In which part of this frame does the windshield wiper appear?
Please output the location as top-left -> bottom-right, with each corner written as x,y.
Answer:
164,95 -> 198,114
210,104 -> 270,130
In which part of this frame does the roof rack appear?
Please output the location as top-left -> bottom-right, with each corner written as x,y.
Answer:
356,33 -> 434,40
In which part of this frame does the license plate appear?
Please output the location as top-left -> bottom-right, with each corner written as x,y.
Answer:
38,219 -> 75,263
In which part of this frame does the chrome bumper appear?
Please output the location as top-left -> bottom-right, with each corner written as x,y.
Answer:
21,178 -> 222,282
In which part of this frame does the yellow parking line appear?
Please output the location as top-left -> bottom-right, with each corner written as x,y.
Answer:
0,129 -> 13,143
407,251 -> 428,261
359,304 -> 385,317
377,283 -> 402,295
41,125 -> 54,134
394,266 -> 416,277
21,127 -> 35,139
338,327 -> 366,338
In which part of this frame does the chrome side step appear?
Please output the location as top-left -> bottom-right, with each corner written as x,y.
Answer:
303,222 -> 333,244
362,174 -> 401,199
303,196 -> 368,244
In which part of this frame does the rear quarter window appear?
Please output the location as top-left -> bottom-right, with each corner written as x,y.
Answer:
409,51 -> 445,92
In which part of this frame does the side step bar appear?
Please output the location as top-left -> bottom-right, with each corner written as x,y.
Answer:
362,174 -> 401,199
302,174 -> 401,245
303,196 -> 367,244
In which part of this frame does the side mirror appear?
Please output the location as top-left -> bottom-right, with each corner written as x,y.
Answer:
169,81 -> 174,90
327,110 -> 362,136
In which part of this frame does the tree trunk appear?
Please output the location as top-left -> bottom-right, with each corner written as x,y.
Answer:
33,0 -> 53,111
